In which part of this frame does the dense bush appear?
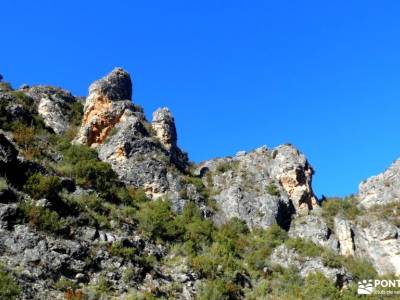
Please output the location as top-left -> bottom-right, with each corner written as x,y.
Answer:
67,101 -> 84,127
57,144 -> 117,191
302,272 -> 339,299
341,257 -> 377,282
285,238 -> 322,257
321,196 -> 360,227
109,241 -> 136,261
255,266 -> 303,299
0,265 -> 20,300
136,199 -> 182,241
244,224 -> 288,274
197,279 -> 237,300
24,173 -> 62,200
54,277 -> 78,292
18,202 -> 65,233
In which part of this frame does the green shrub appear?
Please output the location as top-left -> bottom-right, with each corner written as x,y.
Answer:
183,218 -> 215,255
122,269 -> 137,284
263,266 -> 304,299
191,241 -> 244,282
182,176 -> 204,191
321,197 -> 360,228
244,225 -> 288,273
54,276 -> 78,291
109,241 -> 136,261
0,265 -> 20,300
342,257 -> 377,282
321,251 -> 343,269
58,144 -> 117,191
213,218 -> 249,257
266,183 -> 280,197
136,199 -> 182,241
74,160 -> 116,189
216,161 -> 233,174
18,202 -> 65,233
126,187 -> 149,203
302,272 -> 339,299
197,279 -> 235,300
285,238 -> 321,257
96,274 -> 111,294
67,101 -> 84,127
24,173 -> 62,200
12,123 -> 42,160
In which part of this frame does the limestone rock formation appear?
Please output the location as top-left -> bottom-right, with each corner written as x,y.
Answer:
75,67 -> 133,145
353,219 -> 400,275
75,68 -> 189,200
152,107 -> 177,150
271,244 -> 352,287
197,144 -> 318,229
358,159 -> 400,209
5,67 -> 400,298
289,214 -> 339,251
26,86 -> 78,134
333,216 -> 355,257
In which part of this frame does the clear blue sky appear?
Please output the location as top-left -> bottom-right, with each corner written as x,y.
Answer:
2,1 -> 400,197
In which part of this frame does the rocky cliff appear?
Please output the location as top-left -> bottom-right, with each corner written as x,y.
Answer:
0,69 -> 397,299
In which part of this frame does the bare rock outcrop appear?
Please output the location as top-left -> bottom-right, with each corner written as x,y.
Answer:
152,107 -> 177,150
334,216 -> 355,257
271,244 -> 352,287
358,159 -> 400,209
26,86 -> 78,134
289,214 -> 339,251
349,217 -> 400,276
74,68 -> 189,200
198,144 -> 318,229
75,68 -> 133,145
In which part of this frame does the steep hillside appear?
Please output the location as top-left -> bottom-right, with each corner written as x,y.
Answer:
0,69 -> 396,299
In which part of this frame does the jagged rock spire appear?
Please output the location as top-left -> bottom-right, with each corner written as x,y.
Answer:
151,107 -> 177,150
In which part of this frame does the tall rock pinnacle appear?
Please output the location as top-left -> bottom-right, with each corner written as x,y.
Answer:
152,107 -> 178,150
75,68 -> 134,146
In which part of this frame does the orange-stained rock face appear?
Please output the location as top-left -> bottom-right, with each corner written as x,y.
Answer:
81,96 -> 126,146
82,96 -> 112,124
74,68 -> 133,146
278,167 -> 318,214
